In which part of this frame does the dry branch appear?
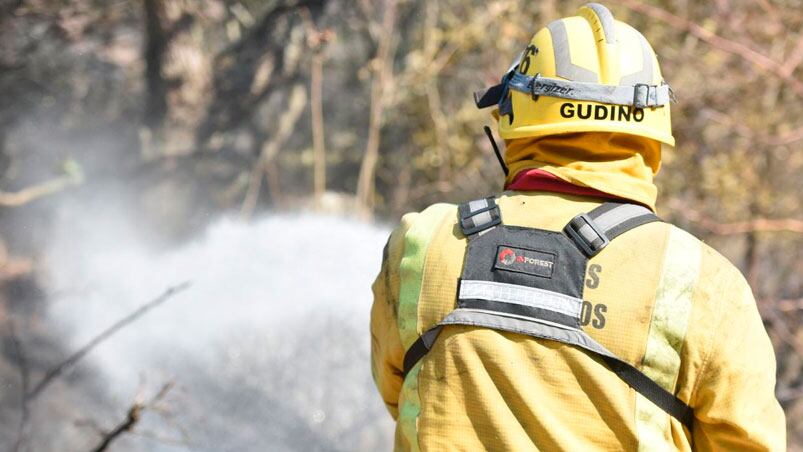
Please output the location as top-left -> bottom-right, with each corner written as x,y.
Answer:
89,382 -> 174,452
778,387 -> 803,403
776,299 -> 803,312
704,109 -> 803,147
759,299 -> 803,358
27,281 -> 191,401
615,0 -> 803,98
697,217 -> 803,235
301,9 -> 334,207
423,2 -> 452,185
311,51 -> 327,204
0,169 -> 82,207
669,200 -> 803,235
780,35 -> 803,78
240,84 -> 307,218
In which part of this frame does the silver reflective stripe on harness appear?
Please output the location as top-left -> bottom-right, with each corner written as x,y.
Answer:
507,72 -> 672,108
407,307 -> 696,430
468,199 -> 489,212
440,308 -> 615,358
459,280 -> 582,319
594,203 -> 654,231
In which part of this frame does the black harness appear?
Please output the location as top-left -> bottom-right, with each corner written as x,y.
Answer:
403,197 -> 694,430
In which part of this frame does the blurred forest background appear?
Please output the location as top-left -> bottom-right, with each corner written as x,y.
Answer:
0,0 -> 801,450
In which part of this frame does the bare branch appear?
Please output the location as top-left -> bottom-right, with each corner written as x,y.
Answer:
27,282 -> 191,401
423,2 -> 451,185
240,84 -> 307,218
89,382 -> 174,452
90,408 -> 142,452
775,298 -> 803,312
703,109 -> 803,146
311,52 -> 327,205
778,387 -> 803,403
300,8 -> 335,208
0,167 -> 82,207
758,299 -> 803,358
668,200 -> 803,235
698,217 -> 803,235
765,128 -> 803,147
780,34 -> 803,78
615,0 -> 803,98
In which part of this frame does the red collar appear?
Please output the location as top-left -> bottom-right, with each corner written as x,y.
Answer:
505,169 -> 623,201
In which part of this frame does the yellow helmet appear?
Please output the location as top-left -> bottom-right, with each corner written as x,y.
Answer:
475,3 -> 675,146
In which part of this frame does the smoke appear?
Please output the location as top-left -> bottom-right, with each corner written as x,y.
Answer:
36,199 -> 394,451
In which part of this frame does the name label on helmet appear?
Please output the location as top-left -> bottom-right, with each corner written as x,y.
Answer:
559,102 -> 645,122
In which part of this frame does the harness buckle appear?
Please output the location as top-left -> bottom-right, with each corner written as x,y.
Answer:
459,198 -> 502,236
633,83 -> 651,108
564,213 -> 610,257
461,209 -> 501,236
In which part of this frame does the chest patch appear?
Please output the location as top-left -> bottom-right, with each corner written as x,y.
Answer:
494,245 -> 556,278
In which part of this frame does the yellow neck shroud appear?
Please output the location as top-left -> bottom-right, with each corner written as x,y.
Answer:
503,132 -> 661,211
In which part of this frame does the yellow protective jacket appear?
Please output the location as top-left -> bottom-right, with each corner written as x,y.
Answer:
369,133 -> 785,451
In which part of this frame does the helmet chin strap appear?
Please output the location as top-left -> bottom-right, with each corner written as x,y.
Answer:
509,73 -> 672,109
475,72 -> 673,111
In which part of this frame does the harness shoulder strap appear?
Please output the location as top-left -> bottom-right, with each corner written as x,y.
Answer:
564,202 -> 660,257
600,355 -> 694,429
458,197 -> 502,236
402,325 -> 443,376
403,313 -> 694,430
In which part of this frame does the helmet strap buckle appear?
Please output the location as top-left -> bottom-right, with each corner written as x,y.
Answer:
633,83 -> 651,108
529,73 -> 542,101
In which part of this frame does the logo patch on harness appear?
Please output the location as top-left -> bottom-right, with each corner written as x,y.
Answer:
494,245 -> 555,278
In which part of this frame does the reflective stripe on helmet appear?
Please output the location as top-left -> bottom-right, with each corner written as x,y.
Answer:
547,19 -> 599,83
620,32 -> 656,86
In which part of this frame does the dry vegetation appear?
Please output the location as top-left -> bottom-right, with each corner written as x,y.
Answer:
0,0 -> 801,449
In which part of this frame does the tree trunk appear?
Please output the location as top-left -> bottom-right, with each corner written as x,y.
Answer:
143,0 -> 168,135
355,0 -> 398,217
311,51 -> 326,206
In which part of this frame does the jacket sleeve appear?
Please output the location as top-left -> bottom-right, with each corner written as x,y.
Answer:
370,215 -> 414,419
691,269 -> 786,451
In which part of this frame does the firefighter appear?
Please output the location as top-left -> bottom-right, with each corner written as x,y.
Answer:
370,3 -> 785,451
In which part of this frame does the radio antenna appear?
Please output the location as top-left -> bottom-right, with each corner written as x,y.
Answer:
483,126 -> 509,176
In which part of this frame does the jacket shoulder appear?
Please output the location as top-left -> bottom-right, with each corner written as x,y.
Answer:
661,222 -> 754,307
394,202 -> 458,240
683,222 -> 748,278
